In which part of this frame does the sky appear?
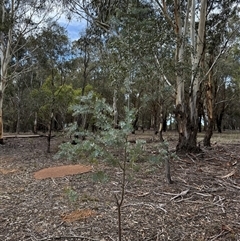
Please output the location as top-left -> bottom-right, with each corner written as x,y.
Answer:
58,16 -> 87,41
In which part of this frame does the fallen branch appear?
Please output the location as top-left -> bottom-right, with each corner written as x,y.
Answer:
170,189 -> 190,201
216,169 -> 236,179
3,134 -> 53,139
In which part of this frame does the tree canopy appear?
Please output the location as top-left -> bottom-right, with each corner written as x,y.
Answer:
1,0 -> 240,152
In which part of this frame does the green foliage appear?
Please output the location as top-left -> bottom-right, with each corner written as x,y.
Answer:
149,141 -> 177,166
55,88 -> 174,241
30,75 -> 84,127
64,186 -> 78,203
56,91 -> 143,167
92,171 -> 109,183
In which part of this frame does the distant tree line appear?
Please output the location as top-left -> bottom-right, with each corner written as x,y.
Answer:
1,0 -> 240,152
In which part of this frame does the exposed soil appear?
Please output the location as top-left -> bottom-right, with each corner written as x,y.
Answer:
34,165 -> 92,180
0,131 -> 240,241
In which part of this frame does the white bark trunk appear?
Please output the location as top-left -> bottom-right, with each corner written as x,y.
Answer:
190,0 -> 207,126
0,2 -> 13,141
175,0 -> 190,138
34,112 -> 38,134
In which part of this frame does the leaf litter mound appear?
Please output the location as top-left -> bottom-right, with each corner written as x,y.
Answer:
34,164 -> 92,179
0,132 -> 240,241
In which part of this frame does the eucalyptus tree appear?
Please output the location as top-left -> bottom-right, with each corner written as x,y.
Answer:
101,1 -> 175,135
70,26 -> 103,129
62,0 -> 128,32
153,0 -> 207,152
30,22 -> 71,152
218,43 -> 240,131
203,1 -> 240,146
154,0 -> 240,152
0,0 -> 60,143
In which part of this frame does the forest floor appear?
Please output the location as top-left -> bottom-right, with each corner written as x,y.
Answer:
0,130 -> 240,241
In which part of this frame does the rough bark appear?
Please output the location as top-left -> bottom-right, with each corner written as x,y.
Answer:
215,86 -> 226,133
216,112 -> 224,133
158,105 -> 164,142
203,63 -> 215,147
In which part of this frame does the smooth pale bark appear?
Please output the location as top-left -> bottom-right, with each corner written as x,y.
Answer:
0,1 -> 54,143
0,2 -> 12,143
174,0 -> 194,151
157,0 -> 207,152
33,112 -> 38,134
185,0 -> 207,151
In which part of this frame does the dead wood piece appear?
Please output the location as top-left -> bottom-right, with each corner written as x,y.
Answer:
216,169 -> 236,179
170,189 -> 190,201
3,134 -> 45,139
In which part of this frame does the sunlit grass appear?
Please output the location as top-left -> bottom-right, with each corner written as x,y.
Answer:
197,130 -> 240,144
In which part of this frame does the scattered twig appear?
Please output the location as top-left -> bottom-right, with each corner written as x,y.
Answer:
204,157 -> 216,162
186,153 -> 195,163
50,177 -> 57,185
195,192 -> 212,197
107,235 -> 116,241
174,196 -> 193,203
218,179 -> 240,190
170,189 -> 190,201
216,169 -> 236,179
209,230 -> 230,241
213,196 -> 225,213
122,202 -> 167,213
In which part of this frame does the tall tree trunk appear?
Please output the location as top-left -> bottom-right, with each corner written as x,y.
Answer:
113,89 -> 118,128
0,3 -> 12,144
47,69 -> 55,153
16,92 -> 21,134
175,0 -> 207,153
174,0 -> 195,152
33,112 -> 38,134
216,112 -> 224,133
215,86 -> 225,133
158,103 -> 164,142
0,95 -> 3,144
203,69 -> 215,147
47,110 -> 54,153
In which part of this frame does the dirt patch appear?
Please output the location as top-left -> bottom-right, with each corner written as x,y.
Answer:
34,164 -> 92,179
0,168 -> 18,175
61,209 -> 96,223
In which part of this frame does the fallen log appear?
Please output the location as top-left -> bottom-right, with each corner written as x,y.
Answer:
3,134 -> 50,139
